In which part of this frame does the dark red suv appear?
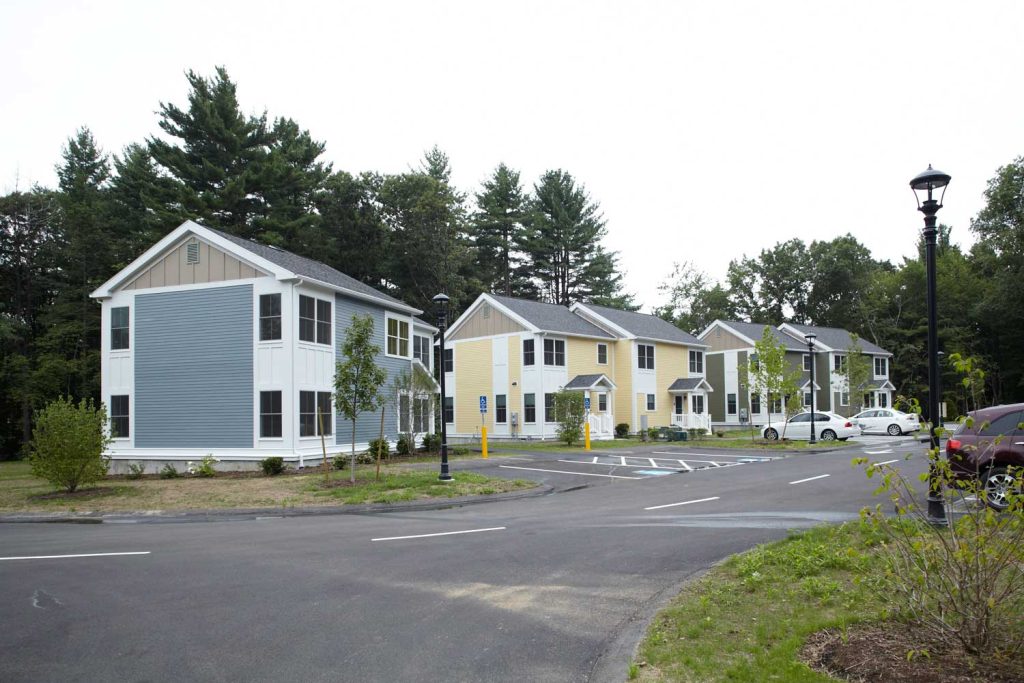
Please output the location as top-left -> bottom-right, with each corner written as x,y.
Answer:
945,403 -> 1024,510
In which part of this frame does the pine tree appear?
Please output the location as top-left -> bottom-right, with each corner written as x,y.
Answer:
521,170 -> 628,306
471,163 -> 532,297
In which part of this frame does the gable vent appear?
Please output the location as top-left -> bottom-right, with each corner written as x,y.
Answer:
186,240 -> 200,265
482,303 -> 491,319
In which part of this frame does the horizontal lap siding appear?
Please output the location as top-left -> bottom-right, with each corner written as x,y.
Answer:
334,296 -> 410,446
135,285 -> 254,448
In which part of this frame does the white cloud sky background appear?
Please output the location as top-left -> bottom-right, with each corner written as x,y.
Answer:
3,0 -> 1022,311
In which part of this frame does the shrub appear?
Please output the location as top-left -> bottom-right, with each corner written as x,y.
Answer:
421,433 -> 441,453
553,390 -> 585,446
187,454 -> 218,477
332,454 -> 348,470
647,426 -> 660,440
855,436 -> 1024,658
396,434 -> 413,455
368,438 -> 390,461
260,456 -> 285,476
355,452 -> 374,465
126,462 -> 146,480
715,430 -> 725,438
159,463 -> 180,479
29,396 -> 111,492
450,445 -> 470,455
615,423 -> 630,438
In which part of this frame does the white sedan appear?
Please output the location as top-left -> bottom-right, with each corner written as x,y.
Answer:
762,412 -> 862,441
851,408 -> 921,436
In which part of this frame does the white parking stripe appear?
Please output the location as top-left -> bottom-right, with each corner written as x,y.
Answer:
676,460 -> 693,471
557,460 -> 679,471
499,465 -> 643,480
789,474 -> 830,485
645,496 -> 720,511
0,551 -> 151,562
652,451 -> 773,459
372,527 -> 506,542
873,459 -> 899,466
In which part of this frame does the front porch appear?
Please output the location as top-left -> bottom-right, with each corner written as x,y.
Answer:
564,373 -> 617,438
668,377 -> 713,432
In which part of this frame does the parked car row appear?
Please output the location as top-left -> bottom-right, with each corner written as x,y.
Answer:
851,408 -> 921,436
762,412 -> 861,441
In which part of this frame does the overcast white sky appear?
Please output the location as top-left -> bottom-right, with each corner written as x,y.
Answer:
3,1 -> 1023,311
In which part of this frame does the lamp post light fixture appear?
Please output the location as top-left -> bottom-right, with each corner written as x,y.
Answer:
911,164 -> 951,525
805,333 -> 817,445
433,293 -> 453,482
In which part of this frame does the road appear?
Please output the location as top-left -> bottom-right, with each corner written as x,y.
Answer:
0,436 -> 928,682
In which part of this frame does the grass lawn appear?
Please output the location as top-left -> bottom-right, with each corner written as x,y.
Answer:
0,460 -> 534,514
488,439 -> 640,454
487,436 -> 847,452
632,521 -> 1024,682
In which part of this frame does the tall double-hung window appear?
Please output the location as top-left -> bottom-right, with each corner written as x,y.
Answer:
299,391 -> 333,437
259,294 -> 281,341
111,307 -> 130,350
638,344 -> 655,370
299,295 -> 332,345
543,339 -> 565,366
689,350 -> 703,373
386,315 -> 411,357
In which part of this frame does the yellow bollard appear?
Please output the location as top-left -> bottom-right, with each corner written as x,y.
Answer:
481,426 -> 488,459
585,422 -> 591,451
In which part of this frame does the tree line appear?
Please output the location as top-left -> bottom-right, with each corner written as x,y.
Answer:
656,163 -> 1024,414
0,67 -> 631,457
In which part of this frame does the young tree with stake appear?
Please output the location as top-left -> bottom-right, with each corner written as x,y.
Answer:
334,314 -> 387,484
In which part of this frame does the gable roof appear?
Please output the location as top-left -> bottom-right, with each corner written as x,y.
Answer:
668,377 -> 714,392
564,373 -> 617,390
206,226 -> 414,312
705,320 -> 806,352
779,323 -> 890,355
576,303 -> 706,346
91,221 -> 420,314
488,295 -> 613,338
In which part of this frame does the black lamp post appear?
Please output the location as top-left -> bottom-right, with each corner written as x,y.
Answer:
910,164 -> 951,525
433,293 -> 453,482
805,333 -> 817,444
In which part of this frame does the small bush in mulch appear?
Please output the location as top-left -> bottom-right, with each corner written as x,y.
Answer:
802,622 -> 1024,683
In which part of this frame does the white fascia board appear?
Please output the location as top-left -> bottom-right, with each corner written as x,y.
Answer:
301,275 -> 421,315
413,319 -> 439,333
699,320 -> 757,346
635,336 -> 710,348
569,303 -> 632,339
91,220 -> 291,299
446,293 -> 539,339
799,380 -> 823,390
778,323 -> 835,352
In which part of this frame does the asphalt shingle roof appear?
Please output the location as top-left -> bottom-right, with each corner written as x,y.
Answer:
582,303 -> 704,346
716,321 -> 806,351
668,377 -> 706,392
781,323 -> 890,355
489,295 -> 613,338
565,374 -> 613,389
206,226 -> 416,311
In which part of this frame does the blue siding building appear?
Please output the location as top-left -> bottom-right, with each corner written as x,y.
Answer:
91,221 -> 437,470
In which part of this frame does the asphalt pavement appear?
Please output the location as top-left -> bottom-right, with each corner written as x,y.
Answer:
0,435 -> 928,683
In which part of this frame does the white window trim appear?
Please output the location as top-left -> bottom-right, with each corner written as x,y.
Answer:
638,343 -> 655,372
598,393 -> 608,412
258,293 -> 283,345
802,354 -> 812,371
297,293 -> 333,348
840,391 -> 850,407
874,357 -> 888,378
597,343 -> 608,365
727,393 -> 737,415
109,393 -> 130,440
543,337 -> 566,367
689,350 -> 704,374
413,334 -> 432,368
385,312 -> 412,359
646,393 -> 656,411
110,305 -> 131,354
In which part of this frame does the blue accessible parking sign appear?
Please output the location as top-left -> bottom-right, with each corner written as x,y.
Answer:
479,395 -> 487,413
584,397 -> 591,411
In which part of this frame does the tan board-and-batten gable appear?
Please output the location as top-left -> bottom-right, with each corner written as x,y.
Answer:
703,324 -> 753,352
448,301 -> 526,341
123,237 -> 269,291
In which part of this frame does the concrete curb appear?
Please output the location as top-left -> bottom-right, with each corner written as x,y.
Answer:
0,483 -> 554,525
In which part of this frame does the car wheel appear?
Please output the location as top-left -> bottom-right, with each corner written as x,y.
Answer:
764,428 -> 779,441
887,424 -> 903,436
982,466 -> 1018,511
820,429 -> 837,441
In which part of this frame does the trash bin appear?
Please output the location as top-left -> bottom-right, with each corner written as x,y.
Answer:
664,428 -> 688,442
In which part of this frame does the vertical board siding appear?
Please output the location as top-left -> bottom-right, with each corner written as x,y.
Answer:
334,295 -> 410,446
135,284 -> 254,448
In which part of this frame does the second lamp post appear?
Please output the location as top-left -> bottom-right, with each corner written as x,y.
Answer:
805,333 -> 817,445
433,293 -> 453,482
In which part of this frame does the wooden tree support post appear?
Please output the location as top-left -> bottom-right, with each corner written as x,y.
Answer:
375,405 -> 385,481
318,406 -> 328,485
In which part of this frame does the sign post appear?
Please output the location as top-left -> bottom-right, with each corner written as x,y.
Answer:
584,396 -> 591,451
479,395 -> 488,459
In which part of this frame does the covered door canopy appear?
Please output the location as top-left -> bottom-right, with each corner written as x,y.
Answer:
563,374 -> 617,391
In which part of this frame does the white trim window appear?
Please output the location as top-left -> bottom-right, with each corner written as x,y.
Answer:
110,395 -> 129,438
495,394 -> 507,424
260,391 -> 283,438
840,391 -> 850,407
386,314 -> 411,358
543,339 -> 565,367
259,294 -> 282,341
804,391 -> 814,407
413,334 -> 431,367
544,393 -> 556,422
750,393 -> 761,414
646,394 -> 656,411
443,396 -> 454,424
524,393 -> 536,423
300,391 -> 332,437
299,295 -> 332,345
874,357 -> 888,377
727,393 -> 737,415
689,350 -> 703,374
598,393 -> 608,412
111,307 -> 130,350
523,339 -> 535,366
833,354 -> 846,372
597,343 -> 608,365
803,354 -> 812,371
638,344 -> 655,370
443,348 -> 453,373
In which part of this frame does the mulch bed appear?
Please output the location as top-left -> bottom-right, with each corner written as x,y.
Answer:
31,487 -> 124,500
801,622 -> 1024,682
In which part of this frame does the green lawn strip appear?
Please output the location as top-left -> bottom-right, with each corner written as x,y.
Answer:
489,439 -> 640,453
634,522 -> 888,682
303,470 -> 533,504
0,460 -> 534,513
